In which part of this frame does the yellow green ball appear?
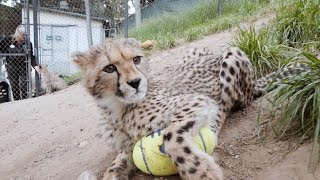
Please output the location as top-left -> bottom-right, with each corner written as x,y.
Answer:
132,126 -> 218,176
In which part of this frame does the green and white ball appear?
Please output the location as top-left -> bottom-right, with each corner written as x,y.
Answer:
132,126 -> 218,176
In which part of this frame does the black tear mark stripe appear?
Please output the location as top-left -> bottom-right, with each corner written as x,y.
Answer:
116,70 -> 124,97
95,76 -> 101,84
116,71 -> 121,88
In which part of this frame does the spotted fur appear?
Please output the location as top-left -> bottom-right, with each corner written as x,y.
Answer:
73,38 -> 307,180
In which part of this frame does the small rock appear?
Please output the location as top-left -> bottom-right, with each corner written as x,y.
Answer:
272,146 -> 281,152
77,170 -> 97,180
267,149 -> 273,154
78,141 -> 88,148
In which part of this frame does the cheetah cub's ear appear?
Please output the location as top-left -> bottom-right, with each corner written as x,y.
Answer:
71,44 -> 102,70
71,51 -> 90,71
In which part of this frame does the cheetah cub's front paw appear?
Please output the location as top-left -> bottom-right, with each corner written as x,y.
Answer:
77,170 -> 97,180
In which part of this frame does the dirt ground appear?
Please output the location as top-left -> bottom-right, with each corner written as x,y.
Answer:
1,15 -> 320,180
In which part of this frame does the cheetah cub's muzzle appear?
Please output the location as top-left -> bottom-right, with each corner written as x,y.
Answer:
118,64 -> 148,104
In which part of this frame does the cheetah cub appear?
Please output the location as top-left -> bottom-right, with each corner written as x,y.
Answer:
73,38 -> 262,180
35,64 -> 67,94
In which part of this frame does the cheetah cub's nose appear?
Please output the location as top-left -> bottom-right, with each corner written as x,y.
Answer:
127,78 -> 141,89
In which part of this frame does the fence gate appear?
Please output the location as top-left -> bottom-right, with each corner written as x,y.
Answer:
0,1 -> 36,102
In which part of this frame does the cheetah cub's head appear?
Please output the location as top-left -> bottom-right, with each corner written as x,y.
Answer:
72,38 -> 148,104
34,64 -> 49,75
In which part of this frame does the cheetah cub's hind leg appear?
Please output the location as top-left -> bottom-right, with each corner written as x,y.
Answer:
163,95 -> 223,180
219,47 -> 256,113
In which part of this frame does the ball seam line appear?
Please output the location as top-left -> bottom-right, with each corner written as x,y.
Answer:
198,131 -> 207,153
139,140 -> 154,175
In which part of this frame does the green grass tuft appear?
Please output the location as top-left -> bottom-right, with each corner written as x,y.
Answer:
129,0 -> 274,50
275,0 -> 320,48
62,72 -> 81,86
267,53 -> 320,171
232,0 -> 320,170
232,25 -> 283,78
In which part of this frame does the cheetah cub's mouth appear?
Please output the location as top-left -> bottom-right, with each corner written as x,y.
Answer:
72,38 -> 149,104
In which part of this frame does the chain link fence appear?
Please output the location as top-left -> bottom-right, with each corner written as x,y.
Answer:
0,0 -> 112,103
0,0 -> 265,103
0,0 -> 113,103
34,1 -> 105,76
119,0 -> 199,34
0,1 -> 33,102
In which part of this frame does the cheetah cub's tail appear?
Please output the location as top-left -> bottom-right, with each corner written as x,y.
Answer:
254,63 -> 310,97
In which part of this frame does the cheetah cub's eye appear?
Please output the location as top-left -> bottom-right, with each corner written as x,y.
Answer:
133,56 -> 141,65
103,64 -> 117,73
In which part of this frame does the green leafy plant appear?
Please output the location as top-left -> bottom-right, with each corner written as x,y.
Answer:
267,53 -> 320,170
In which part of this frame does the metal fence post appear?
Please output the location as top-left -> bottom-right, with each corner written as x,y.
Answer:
85,0 -> 93,47
218,0 -> 222,16
125,0 -> 129,38
134,0 -> 142,28
33,0 -> 41,97
26,0 -> 32,98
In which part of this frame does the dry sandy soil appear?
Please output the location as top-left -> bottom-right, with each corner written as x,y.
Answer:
1,15 -> 320,180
